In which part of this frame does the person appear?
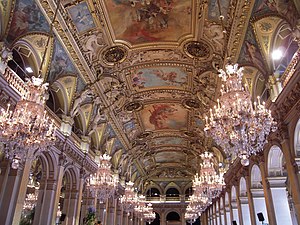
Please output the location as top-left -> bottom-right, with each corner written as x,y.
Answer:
97,221 -> 102,225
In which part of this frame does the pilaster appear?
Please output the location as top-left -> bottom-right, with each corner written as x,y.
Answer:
259,161 -> 277,225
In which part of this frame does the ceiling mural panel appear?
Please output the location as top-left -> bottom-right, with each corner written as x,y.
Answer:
155,151 -> 185,164
140,103 -> 188,131
7,0 -> 49,42
131,67 -> 188,89
238,26 -> 267,75
48,38 -> 78,82
103,0 -> 193,45
67,2 -> 96,33
151,136 -> 187,146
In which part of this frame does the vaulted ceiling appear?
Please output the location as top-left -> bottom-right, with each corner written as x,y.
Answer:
1,0 -> 299,190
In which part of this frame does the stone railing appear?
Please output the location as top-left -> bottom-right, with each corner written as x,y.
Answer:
3,67 -> 27,96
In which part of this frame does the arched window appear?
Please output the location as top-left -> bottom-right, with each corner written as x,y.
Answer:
7,44 -> 38,81
166,188 -> 180,198
166,211 -> 180,221
146,188 -> 160,197
272,22 -> 298,76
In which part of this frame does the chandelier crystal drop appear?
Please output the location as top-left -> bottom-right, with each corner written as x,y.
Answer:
120,181 -> 138,213
88,153 -> 119,202
0,77 -> 56,166
204,64 -> 277,166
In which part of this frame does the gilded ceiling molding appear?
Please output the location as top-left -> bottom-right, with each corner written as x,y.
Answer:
38,0 -> 133,152
2,0 -> 16,40
226,0 -> 255,63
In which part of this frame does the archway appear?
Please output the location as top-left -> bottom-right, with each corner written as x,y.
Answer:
239,177 -> 251,225
166,188 -> 180,200
251,164 -> 268,224
267,145 -> 293,224
166,211 -> 180,225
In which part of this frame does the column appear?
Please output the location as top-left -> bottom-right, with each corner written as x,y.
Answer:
0,163 -> 24,225
113,198 -> 118,225
236,188 -> 243,225
259,161 -> 277,225
10,158 -> 33,225
75,174 -> 84,225
245,175 -> 256,225
104,200 -> 109,225
32,180 -> 46,225
49,161 -> 65,225
219,198 -> 226,225
282,136 -> 300,225
62,189 -> 71,225
66,190 -> 79,225
0,159 -> 10,205
268,177 -> 293,224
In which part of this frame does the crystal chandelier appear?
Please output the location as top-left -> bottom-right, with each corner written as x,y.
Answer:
0,77 -> 56,168
193,152 -> 224,199
88,153 -> 119,202
23,192 -> 38,211
120,181 -> 138,213
134,194 -> 146,218
204,64 -> 277,166
143,203 -> 156,223
185,204 -> 199,224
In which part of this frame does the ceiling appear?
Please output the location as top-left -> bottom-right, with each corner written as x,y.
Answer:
2,0 -> 299,190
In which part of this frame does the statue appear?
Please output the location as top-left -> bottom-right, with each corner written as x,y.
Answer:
70,88 -> 93,117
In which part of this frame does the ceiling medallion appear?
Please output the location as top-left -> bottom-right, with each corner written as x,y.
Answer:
184,41 -> 211,59
103,46 -> 127,65
124,101 -> 143,112
182,98 -> 200,109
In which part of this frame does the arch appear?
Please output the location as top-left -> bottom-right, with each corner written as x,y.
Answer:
166,187 -> 180,197
39,150 -> 57,180
8,40 -> 39,80
251,164 -> 262,188
225,192 -> 229,205
294,119 -> 300,156
164,182 -> 181,194
239,177 -> 247,197
268,145 -> 284,176
166,211 -> 180,221
220,197 -> 224,209
146,187 -> 161,197
231,186 -> 237,201
271,21 -> 298,77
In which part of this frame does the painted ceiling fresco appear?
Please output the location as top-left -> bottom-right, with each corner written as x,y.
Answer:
131,67 -> 188,89
67,2 -> 96,33
2,0 -> 299,189
141,103 -> 188,131
103,0 -> 193,44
